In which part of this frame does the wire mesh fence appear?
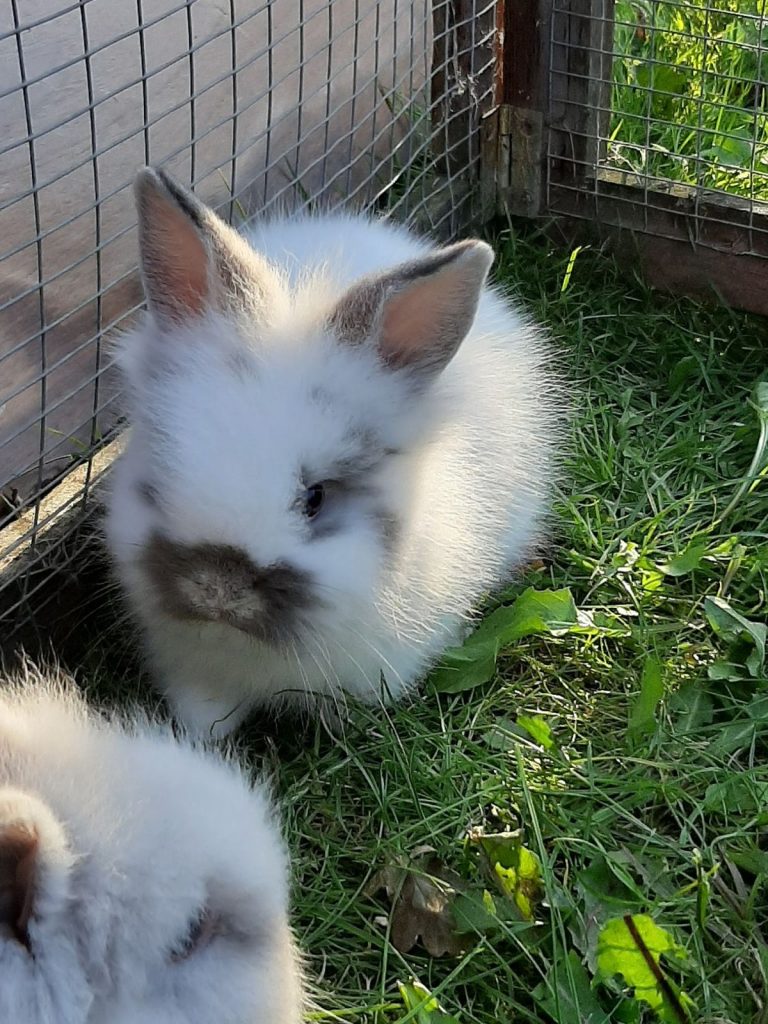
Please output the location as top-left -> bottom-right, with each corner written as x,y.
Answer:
545,0 -> 768,300
0,0 -> 500,636
607,0 -> 768,202
11,0 -> 764,640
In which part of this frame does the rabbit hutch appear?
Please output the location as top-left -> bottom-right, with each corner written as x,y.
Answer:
0,0 -> 766,649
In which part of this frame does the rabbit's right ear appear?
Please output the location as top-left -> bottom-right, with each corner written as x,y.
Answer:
134,167 -> 280,329
0,790 -> 73,950
330,239 -> 493,383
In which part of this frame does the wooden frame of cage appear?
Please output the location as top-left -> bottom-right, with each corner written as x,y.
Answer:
491,0 -> 768,318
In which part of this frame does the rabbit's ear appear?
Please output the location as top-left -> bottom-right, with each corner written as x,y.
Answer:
331,240 -> 493,380
0,790 -> 73,951
134,167 -> 280,329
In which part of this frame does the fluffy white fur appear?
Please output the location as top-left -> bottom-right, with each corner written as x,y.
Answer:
106,167 -> 563,736
0,665 -> 302,1023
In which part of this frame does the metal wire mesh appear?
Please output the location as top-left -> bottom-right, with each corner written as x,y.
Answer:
0,0 -> 500,634
547,0 -> 768,258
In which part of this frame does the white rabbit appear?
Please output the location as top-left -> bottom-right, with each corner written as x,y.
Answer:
105,167 -> 562,737
0,663 -> 302,1024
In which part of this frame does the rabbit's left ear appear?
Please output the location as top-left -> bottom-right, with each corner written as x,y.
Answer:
330,240 -> 493,381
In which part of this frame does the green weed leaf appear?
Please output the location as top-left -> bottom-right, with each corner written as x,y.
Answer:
668,355 -> 698,391
428,642 -> 498,694
494,844 -> 542,920
708,718 -> 760,755
628,656 -> 664,741
473,587 -> 579,647
754,380 -> 768,417
704,130 -> 753,169
398,980 -> 460,1024
707,659 -> 748,682
452,890 -> 500,936
578,855 -> 645,909
667,684 -> 714,734
430,588 -> 579,693
517,714 -> 556,749
635,63 -> 686,96
658,541 -> 709,576
468,828 -> 543,920
703,772 -> 768,818
597,915 -> 694,1023
704,595 -> 766,678
532,950 -> 611,1024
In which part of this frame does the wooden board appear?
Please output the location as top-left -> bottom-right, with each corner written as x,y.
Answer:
548,170 -> 768,316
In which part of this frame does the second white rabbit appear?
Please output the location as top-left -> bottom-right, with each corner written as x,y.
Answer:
0,664 -> 302,1023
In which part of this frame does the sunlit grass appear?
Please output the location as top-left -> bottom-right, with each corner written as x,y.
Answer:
266,225 -> 768,1022
80,222 -> 768,1022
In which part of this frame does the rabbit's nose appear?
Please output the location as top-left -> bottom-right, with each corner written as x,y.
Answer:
141,533 -> 314,642
211,558 -> 317,642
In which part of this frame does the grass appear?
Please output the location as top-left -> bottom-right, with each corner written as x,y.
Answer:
72,221 -> 768,1022
255,224 -> 767,1023
609,0 -> 768,200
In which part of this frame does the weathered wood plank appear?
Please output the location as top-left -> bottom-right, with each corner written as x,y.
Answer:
499,0 -> 553,215
548,173 -> 768,316
431,0 -> 500,178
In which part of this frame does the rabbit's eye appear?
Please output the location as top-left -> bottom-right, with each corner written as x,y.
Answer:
169,907 -> 216,963
302,483 -> 326,519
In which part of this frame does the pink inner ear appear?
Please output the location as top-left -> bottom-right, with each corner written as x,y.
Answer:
378,262 -> 467,367
143,194 -> 210,323
0,823 -> 38,948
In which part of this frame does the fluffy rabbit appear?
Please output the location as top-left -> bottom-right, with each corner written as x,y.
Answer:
106,167 -> 561,736
0,664 -> 302,1024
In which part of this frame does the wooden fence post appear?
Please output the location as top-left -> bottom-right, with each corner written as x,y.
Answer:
497,0 -> 552,217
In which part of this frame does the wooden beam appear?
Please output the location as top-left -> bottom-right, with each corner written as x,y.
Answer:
498,0 -> 553,216
431,0 -> 500,179
548,172 -> 768,315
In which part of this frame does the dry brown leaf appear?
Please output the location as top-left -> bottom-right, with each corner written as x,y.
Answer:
367,849 -> 469,957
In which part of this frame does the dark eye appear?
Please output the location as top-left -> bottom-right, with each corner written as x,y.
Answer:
169,907 -> 216,963
302,483 -> 325,519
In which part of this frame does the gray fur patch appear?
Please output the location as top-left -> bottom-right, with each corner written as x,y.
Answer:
302,427 -> 385,496
136,481 -> 160,509
226,348 -> 255,377
142,535 -> 315,645
302,428 -> 403,542
302,476 -> 371,542
331,431 -> 386,483
309,386 -> 332,408
371,506 -> 401,551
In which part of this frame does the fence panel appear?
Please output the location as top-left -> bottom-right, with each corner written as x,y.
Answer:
0,0 -> 501,637
543,0 -> 768,315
